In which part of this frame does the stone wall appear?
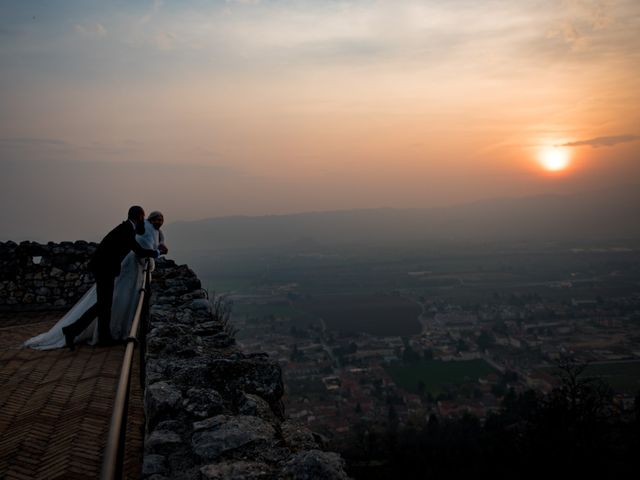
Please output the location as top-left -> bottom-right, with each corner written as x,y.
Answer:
145,259 -> 350,480
0,241 -> 95,311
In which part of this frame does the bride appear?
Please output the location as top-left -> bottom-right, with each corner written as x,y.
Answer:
24,211 -> 167,350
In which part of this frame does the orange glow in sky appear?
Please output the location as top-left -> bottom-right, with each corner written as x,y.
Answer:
538,147 -> 572,172
1,0 -> 640,238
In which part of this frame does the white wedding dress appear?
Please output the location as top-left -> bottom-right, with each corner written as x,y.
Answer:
24,221 -> 162,350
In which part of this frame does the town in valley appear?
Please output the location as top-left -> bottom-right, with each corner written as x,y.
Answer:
190,240 -> 640,445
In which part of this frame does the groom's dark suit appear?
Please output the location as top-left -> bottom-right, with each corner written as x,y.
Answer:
64,221 -> 158,344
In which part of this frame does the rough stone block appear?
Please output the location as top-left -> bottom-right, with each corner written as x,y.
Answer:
142,454 -> 167,477
37,287 -> 51,296
50,267 -> 64,278
22,293 -> 35,304
239,393 -> 276,422
282,450 -> 349,480
145,381 -> 182,429
182,388 -> 224,419
191,415 -> 276,461
145,430 -> 182,455
200,461 -> 272,480
280,421 -> 319,451
189,299 -> 212,313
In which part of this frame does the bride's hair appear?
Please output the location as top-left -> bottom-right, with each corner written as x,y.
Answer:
148,211 -> 163,220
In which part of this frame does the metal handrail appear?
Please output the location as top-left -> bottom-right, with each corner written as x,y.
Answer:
101,259 -> 152,480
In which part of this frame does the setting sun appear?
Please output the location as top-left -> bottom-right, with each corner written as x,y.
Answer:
538,147 -> 571,172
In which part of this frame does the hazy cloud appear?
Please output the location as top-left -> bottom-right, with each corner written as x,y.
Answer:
1,137 -> 141,161
0,137 -> 69,148
561,135 -> 640,148
82,140 -> 141,156
547,21 -> 590,51
545,0 -> 618,51
140,0 -> 164,25
74,22 -> 107,38
0,158 -> 262,242
568,0 -> 615,30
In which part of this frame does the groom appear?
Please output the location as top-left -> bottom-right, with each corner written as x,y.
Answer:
62,206 -> 168,349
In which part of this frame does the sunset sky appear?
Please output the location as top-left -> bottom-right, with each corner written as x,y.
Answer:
1,0 -> 639,240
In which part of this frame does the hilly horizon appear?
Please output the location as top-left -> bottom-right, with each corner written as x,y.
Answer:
166,184 -> 640,254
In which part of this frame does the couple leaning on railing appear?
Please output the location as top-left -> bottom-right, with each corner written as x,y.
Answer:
24,206 -> 168,351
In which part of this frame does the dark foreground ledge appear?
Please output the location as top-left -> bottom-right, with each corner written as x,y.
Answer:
143,259 -> 350,479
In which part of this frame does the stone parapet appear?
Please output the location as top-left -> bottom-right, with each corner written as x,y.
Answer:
145,258 -> 350,479
0,241 -> 95,311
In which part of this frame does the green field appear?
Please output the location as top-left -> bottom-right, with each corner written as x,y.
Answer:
297,294 -> 421,337
386,359 -> 497,395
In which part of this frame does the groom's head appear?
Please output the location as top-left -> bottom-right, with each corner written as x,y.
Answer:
127,206 -> 146,233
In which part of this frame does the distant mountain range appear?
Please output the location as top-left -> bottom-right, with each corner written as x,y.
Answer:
165,185 -> 640,253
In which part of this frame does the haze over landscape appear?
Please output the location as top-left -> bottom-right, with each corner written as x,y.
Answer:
1,0 -> 639,242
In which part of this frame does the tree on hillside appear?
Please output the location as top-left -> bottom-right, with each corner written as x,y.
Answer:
402,344 -> 421,364
339,355 -> 636,479
477,330 -> 495,351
